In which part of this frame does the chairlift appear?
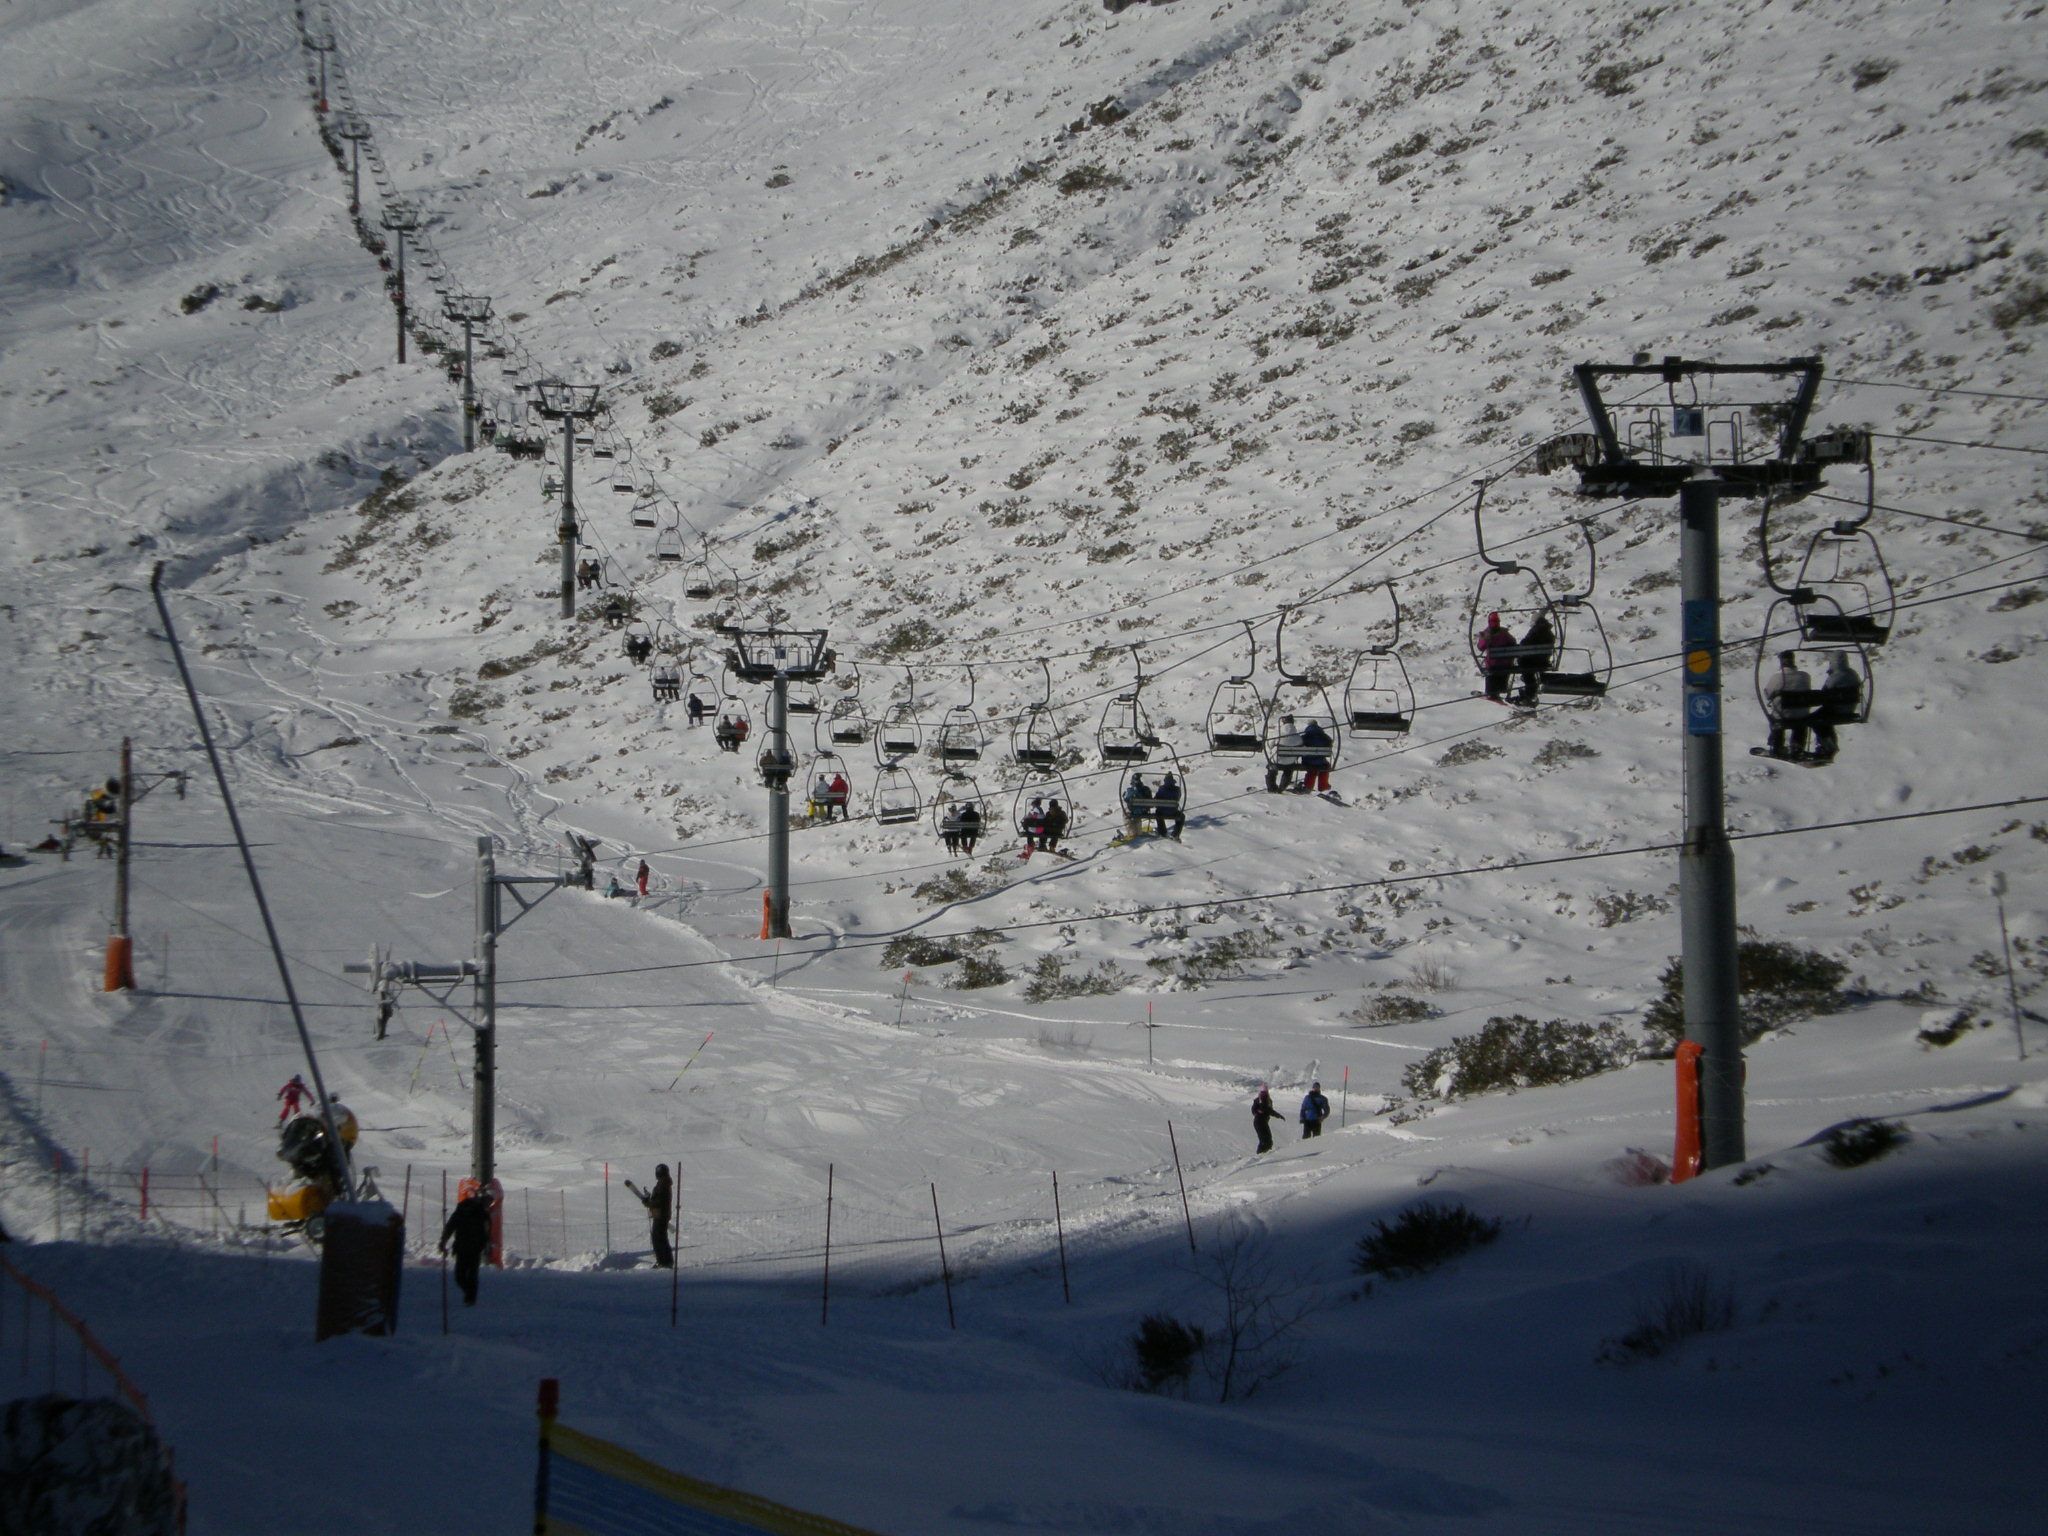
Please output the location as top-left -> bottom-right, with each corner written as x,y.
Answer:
1754,610 -> 1872,762
878,669 -> 921,761
1539,522 -> 1613,699
1343,582 -> 1415,735
623,621 -> 654,665
682,659 -> 716,727
804,726 -> 856,822
1207,621 -> 1267,755
871,762 -> 922,825
712,687 -> 753,753
1012,659 -> 1066,769
1117,750 -> 1188,840
682,539 -> 729,603
756,722 -> 798,789
930,771 -> 989,854
827,665 -> 871,747
1097,647 -> 1160,765
1758,451 -> 1894,646
630,492 -> 660,530
1264,606 -> 1343,777
935,667 -> 986,765
1468,481 -> 1570,708
1013,773 -> 1077,850
653,519 -> 685,564
592,434 -> 616,461
650,661 -> 682,702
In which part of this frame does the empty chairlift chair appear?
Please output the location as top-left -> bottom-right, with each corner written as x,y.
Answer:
871,762 -> 921,825
1207,621 -> 1268,755
1097,647 -> 1160,765
935,668 -> 985,765
877,669 -> 921,762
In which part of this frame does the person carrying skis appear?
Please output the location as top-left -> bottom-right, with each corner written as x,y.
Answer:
276,1074 -> 311,1126
624,1164 -> 674,1268
1299,1081 -> 1331,1139
1475,611 -> 1516,701
1251,1085 -> 1281,1154
440,1190 -> 493,1306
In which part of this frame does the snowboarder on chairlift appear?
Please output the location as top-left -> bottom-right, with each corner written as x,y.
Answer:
1762,650 -> 1814,760
1810,652 -> 1859,763
439,1190 -> 493,1306
1251,1085 -> 1281,1154
1476,611 -> 1516,701
1300,1081 -> 1330,1139
276,1074 -> 311,1125
1514,612 -> 1556,706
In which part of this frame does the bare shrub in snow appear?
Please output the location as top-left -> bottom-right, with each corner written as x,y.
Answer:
1354,1201 -> 1503,1280
1601,1262 -> 1736,1362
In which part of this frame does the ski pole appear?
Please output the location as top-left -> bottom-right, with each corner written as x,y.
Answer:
663,1031 -> 714,1093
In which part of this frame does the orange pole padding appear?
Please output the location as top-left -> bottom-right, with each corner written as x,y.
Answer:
104,935 -> 135,991
760,891 -> 772,941
1672,1041 -> 1704,1183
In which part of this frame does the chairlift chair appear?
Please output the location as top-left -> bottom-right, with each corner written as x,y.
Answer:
1010,660 -> 1065,768
682,539 -> 726,603
1207,621 -> 1267,754
1118,749 -> 1188,839
623,621 -> 655,665
1468,482 -> 1572,708
804,734 -> 856,822
756,729 -> 798,789
631,493 -> 660,530
930,771 -> 989,853
878,669 -> 921,762
1793,524 -> 1895,646
1754,608 -> 1872,760
935,668 -> 986,765
1097,647 -> 1160,765
827,666 -> 871,747
650,662 -> 682,702
871,762 -> 922,825
1343,583 -> 1415,734
785,679 -> 821,717
1536,522 -> 1613,699
1265,607 -> 1343,775
653,521 -> 685,563
1012,772 -> 1078,847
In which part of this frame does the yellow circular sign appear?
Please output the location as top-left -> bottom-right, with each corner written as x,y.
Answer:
1686,649 -> 1714,675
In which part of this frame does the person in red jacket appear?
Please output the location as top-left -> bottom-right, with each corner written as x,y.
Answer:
1475,611 -> 1517,701
635,860 -> 651,898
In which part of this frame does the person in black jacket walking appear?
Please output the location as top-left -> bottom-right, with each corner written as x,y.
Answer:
625,1164 -> 674,1268
439,1191 -> 493,1306
1251,1086 -> 1281,1154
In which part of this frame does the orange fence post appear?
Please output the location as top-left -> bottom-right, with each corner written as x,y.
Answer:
104,935 -> 135,991
760,891 -> 772,941
1672,1041 -> 1704,1183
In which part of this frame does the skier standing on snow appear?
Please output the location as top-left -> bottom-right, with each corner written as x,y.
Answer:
1251,1085 -> 1281,1154
440,1190 -> 493,1307
624,1164 -> 674,1268
276,1074 -> 311,1125
636,860 -> 651,898
1299,1081 -> 1330,1139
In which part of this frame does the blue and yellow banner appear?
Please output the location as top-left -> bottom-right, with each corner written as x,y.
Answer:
537,1415 -> 885,1536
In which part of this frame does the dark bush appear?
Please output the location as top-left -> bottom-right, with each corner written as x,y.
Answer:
1128,1313 -> 1205,1392
1353,1201 -> 1503,1280
1822,1119 -> 1908,1168
1642,940 -> 1849,1050
1601,1262 -> 1735,1361
1402,1015 -> 1638,1098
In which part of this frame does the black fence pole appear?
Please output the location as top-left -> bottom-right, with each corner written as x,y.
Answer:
669,1151 -> 681,1328
1167,1121 -> 1196,1253
931,1183 -> 956,1331
820,1163 -> 833,1327
1052,1171 -> 1071,1305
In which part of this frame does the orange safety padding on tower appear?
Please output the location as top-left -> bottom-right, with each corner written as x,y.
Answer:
103,935 -> 135,992
1672,1040 -> 1704,1183
761,890 -> 772,941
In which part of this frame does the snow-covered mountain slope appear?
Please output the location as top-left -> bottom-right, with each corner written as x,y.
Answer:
1,1 -> 2044,1531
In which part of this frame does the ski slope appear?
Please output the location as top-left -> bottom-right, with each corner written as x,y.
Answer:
2,1 -> 2045,1531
